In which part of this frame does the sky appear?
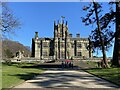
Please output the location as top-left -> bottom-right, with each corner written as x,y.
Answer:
5,2 -> 115,57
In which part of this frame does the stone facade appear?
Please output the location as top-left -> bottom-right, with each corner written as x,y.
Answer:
32,20 -> 93,60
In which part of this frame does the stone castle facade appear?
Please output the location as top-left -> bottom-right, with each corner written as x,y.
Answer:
32,20 -> 93,60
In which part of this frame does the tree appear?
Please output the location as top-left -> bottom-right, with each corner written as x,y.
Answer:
82,1 -> 120,67
93,2 -> 109,68
0,2 -> 20,34
81,2 -> 114,68
4,49 -> 13,58
0,2 -> 21,61
112,2 -> 120,67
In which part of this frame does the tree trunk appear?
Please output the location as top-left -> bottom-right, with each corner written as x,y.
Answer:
112,2 -> 120,67
93,2 -> 109,68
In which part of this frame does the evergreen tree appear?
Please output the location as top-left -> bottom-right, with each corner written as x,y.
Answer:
82,1 -> 120,67
81,2 -> 115,68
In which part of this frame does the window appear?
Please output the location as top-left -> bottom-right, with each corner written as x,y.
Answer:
67,44 -> 69,48
43,51 -> 47,56
77,52 -> 82,56
84,43 -> 88,49
38,45 -> 41,48
77,43 -> 82,48
71,43 -> 74,48
67,51 -> 69,57
61,51 -> 65,58
37,43 -> 41,48
43,42 -> 48,47
60,29 -> 62,33
55,43 -> 57,47
61,43 -> 64,48
60,34 -> 62,37
58,33 -> 60,38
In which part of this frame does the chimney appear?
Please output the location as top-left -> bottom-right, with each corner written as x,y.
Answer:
69,33 -> 72,38
76,33 -> 80,38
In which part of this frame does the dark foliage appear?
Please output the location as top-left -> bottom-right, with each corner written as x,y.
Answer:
81,2 -> 115,52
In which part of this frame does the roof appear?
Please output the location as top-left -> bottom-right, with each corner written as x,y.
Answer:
32,37 -> 53,41
32,37 -> 88,41
70,38 -> 88,41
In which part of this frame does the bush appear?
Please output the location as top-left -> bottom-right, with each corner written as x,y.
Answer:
4,59 -> 12,66
4,49 -> 14,58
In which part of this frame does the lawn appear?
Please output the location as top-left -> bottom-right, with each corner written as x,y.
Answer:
76,61 -> 120,86
86,68 -> 120,86
2,62 -> 43,89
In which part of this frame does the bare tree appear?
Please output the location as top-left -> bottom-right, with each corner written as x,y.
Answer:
0,2 -> 21,61
0,2 -> 20,34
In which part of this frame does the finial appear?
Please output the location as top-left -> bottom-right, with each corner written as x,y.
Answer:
61,16 -> 65,24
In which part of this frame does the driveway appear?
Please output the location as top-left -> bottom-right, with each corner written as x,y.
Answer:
12,70 -> 119,89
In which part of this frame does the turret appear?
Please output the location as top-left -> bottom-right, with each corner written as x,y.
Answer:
54,20 -> 56,26
54,18 -> 69,39
54,20 -> 57,38
66,21 -> 68,26
54,29 -> 58,38
35,32 -> 39,39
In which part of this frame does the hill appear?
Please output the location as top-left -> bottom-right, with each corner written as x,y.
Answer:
2,39 -> 31,58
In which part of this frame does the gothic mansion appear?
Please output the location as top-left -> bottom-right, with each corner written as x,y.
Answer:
32,20 -> 93,60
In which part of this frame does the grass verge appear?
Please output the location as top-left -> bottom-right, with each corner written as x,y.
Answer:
85,68 -> 120,86
2,62 -> 43,88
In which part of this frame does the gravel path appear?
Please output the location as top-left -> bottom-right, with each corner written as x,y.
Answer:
12,70 -> 119,89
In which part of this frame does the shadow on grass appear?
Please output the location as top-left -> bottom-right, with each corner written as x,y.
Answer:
22,63 -> 62,68
2,62 -> 37,68
81,68 -> 120,87
20,63 -> 79,71
9,72 -> 40,81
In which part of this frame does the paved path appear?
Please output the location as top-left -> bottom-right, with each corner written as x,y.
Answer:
12,70 -> 119,89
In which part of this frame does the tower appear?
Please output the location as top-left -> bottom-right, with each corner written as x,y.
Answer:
32,17 -> 92,60
34,32 -> 41,58
54,17 -> 70,60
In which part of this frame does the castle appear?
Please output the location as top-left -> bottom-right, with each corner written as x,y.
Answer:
32,20 -> 93,60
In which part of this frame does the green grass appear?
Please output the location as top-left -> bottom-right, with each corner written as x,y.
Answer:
86,68 -> 120,86
86,61 -> 98,67
2,62 -> 43,88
